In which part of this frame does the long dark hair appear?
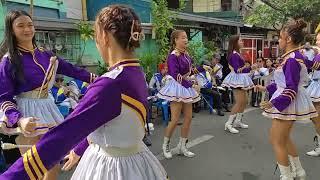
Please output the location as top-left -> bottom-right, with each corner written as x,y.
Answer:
227,35 -> 240,60
0,10 -> 36,83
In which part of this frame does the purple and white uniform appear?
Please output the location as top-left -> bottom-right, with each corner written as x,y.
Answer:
306,54 -> 320,102
263,49 -> 320,121
0,47 -> 96,136
222,51 -> 254,89
0,60 -> 168,180
157,50 -> 203,103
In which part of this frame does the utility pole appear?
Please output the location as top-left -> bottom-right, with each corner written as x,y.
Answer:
30,0 -> 34,17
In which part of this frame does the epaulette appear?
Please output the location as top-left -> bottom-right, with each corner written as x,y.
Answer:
101,66 -> 123,79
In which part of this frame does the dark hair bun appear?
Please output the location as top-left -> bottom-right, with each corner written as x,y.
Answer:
96,5 -> 142,51
283,19 -> 307,44
296,19 -> 307,30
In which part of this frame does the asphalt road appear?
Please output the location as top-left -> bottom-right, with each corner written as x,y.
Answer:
59,108 -> 320,180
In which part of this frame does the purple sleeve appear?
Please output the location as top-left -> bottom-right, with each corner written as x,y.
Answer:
229,53 -> 250,73
266,83 -> 277,97
241,67 -> 252,73
167,54 -> 193,88
191,66 -> 205,75
271,58 -> 301,112
306,54 -> 320,70
73,138 -> 89,156
0,57 -> 22,127
57,57 -> 97,83
0,77 -> 121,180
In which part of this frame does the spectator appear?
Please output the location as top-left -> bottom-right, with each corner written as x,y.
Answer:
193,60 -> 224,116
302,42 -> 316,61
148,63 -> 168,95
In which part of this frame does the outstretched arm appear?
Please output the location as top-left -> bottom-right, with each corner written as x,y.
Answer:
0,77 -> 121,180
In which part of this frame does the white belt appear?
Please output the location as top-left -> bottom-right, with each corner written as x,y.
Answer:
94,143 -> 143,157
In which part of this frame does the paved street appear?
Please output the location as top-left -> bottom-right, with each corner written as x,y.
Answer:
59,108 -> 320,180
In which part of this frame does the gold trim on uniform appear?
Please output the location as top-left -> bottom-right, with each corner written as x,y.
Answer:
312,62 -> 320,70
121,94 -> 147,125
23,152 -> 36,180
27,149 -> 42,178
122,103 -> 145,128
32,145 -> 48,174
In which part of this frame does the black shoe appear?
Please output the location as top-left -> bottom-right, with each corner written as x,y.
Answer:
217,110 -> 225,116
223,105 -> 231,112
143,135 -> 152,146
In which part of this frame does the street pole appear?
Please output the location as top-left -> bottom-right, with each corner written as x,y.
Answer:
30,0 -> 34,17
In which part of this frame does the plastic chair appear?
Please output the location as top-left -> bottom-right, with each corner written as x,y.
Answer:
153,100 -> 170,126
57,105 -> 70,118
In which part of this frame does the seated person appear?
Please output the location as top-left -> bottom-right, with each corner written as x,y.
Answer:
50,75 -> 78,114
68,78 -> 89,98
211,53 -> 224,85
148,63 -> 168,96
211,53 -> 230,112
194,60 -> 224,116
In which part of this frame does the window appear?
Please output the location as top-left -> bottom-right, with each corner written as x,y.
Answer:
35,31 -> 81,62
221,0 -> 232,11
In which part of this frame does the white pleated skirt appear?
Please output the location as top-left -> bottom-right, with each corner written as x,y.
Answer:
222,72 -> 254,90
157,75 -> 200,103
263,87 -> 318,121
72,144 -> 168,180
0,96 -> 64,136
306,80 -> 320,102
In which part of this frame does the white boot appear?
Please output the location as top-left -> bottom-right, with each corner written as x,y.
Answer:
278,164 -> 294,180
288,155 -> 297,178
162,137 -> 172,159
290,156 -> 306,180
233,113 -> 249,129
224,114 -> 239,134
306,134 -> 320,157
177,137 -> 195,158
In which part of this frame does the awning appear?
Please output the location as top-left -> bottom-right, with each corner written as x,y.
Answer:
33,17 -> 153,34
171,11 -> 243,27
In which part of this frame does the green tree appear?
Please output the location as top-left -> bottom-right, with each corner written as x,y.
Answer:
151,0 -> 173,63
245,0 -> 320,30
77,21 -> 94,65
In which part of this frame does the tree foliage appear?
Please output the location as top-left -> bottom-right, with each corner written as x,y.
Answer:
245,0 -> 320,30
151,0 -> 173,63
76,21 -> 94,64
187,41 -> 218,65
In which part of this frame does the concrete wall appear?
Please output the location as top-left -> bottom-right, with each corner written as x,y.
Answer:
65,0 -> 83,19
86,0 -> 151,23
5,0 -> 67,18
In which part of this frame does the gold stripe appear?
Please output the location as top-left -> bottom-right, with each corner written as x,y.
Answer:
3,105 -> 16,112
120,63 -> 140,68
28,149 -> 42,178
1,101 -> 15,110
31,52 -> 46,75
32,146 -> 47,174
296,59 -> 304,64
122,103 -> 145,127
283,91 -> 295,99
121,94 -> 146,122
281,47 -> 303,58
284,89 -> 296,95
23,151 -> 36,180
2,103 -> 16,110
282,94 -> 293,101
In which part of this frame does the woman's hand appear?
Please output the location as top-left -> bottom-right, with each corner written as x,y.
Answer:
203,65 -> 213,73
254,85 -> 266,92
260,101 -> 273,110
18,117 -> 40,136
193,84 -> 201,93
62,150 -> 81,171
